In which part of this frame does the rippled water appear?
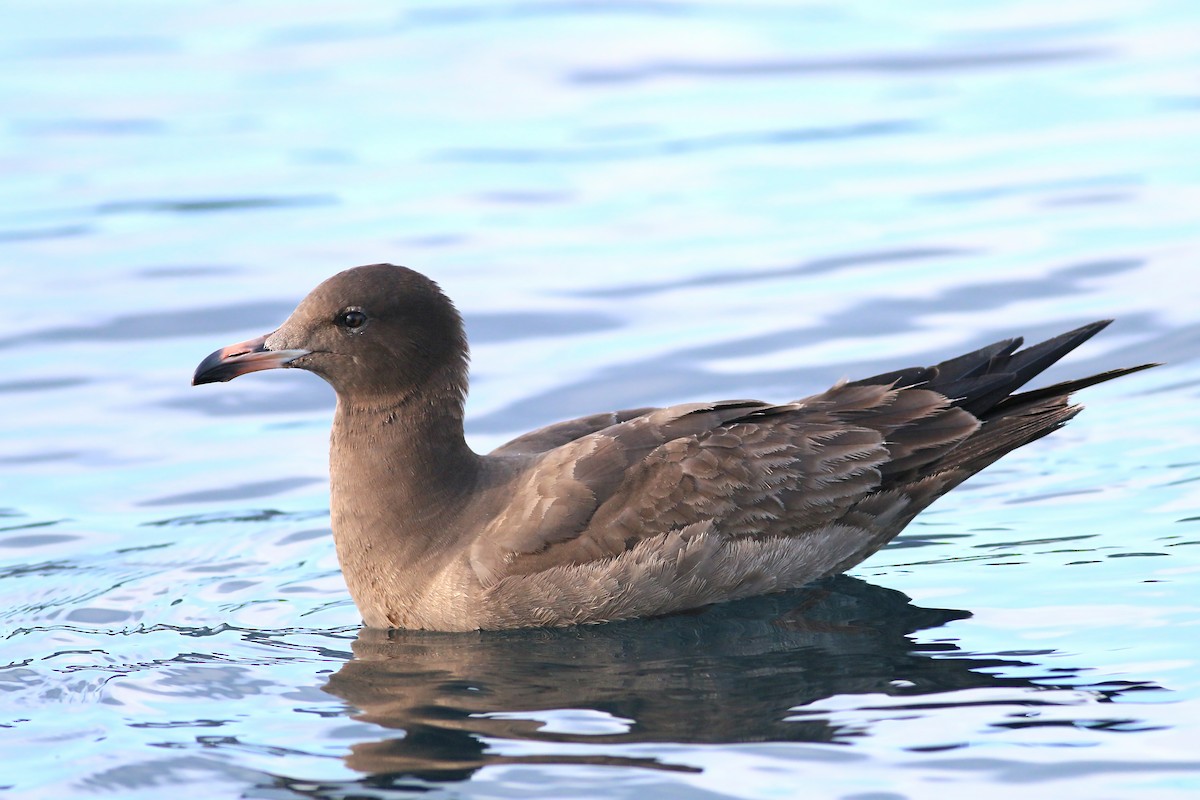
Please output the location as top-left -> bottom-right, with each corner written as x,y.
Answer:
3,1 -> 1200,797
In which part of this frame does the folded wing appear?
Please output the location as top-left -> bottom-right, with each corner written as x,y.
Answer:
471,321 -> 1154,587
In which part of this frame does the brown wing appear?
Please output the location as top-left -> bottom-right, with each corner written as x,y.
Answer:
489,407 -> 659,457
471,320 -> 1155,587
470,400 -> 771,582
470,384 -> 979,585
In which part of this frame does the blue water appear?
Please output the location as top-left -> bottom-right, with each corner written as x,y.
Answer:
3,1 -> 1200,797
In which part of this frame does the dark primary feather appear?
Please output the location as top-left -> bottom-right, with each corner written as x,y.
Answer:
474,321 -> 1154,586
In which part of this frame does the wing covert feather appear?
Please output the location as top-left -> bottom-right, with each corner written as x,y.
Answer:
489,407 -> 658,456
470,383 -> 979,585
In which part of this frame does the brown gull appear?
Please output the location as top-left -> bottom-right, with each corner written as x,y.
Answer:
193,264 -> 1153,630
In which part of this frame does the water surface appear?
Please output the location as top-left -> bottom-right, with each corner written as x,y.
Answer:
2,1 -> 1200,797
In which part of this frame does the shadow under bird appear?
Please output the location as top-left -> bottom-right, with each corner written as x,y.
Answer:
193,264 -> 1154,631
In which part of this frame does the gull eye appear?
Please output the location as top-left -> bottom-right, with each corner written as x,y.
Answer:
336,308 -> 369,331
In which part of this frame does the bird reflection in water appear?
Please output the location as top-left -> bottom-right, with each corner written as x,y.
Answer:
320,576 -> 1159,783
